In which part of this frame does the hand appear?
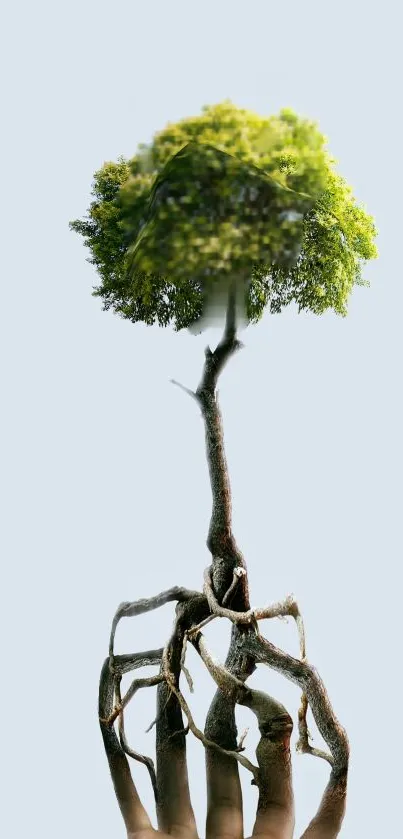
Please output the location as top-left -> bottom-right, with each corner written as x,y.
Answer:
99,663 -> 347,839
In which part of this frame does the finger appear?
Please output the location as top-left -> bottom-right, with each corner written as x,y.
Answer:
156,680 -> 198,839
300,770 -> 347,838
205,689 -> 243,839
252,706 -> 294,839
99,658 -> 152,836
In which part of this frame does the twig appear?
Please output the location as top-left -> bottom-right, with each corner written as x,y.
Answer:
237,727 -> 249,751
296,693 -> 333,766
167,725 -> 190,742
115,678 -> 159,804
145,716 -> 157,734
186,613 -> 216,638
204,567 -> 304,636
185,568 -> 246,640
178,632 -> 194,692
145,688 -> 173,734
170,379 -> 199,402
222,566 -> 247,606
161,643 -> 259,782
101,673 -> 164,727
181,663 -> 194,693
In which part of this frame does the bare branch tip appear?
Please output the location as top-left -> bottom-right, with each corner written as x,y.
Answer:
170,378 -> 197,401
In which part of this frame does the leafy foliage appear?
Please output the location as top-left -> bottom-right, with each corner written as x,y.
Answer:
70,101 -> 377,331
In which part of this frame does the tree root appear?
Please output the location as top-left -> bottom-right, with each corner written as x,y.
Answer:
100,579 -> 348,798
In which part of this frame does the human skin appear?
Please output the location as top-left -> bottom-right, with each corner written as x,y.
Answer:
99,653 -> 347,839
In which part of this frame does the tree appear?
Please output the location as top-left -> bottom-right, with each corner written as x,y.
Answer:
70,100 -> 377,332
71,101 -> 377,838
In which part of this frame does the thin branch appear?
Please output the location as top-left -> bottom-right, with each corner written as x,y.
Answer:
204,567 -> 305,638
237,727 -> 249,751
242,633 -> 349,777
186,568 -> 246,639
186,613 -> 216,638
167,724 -> 190,741
181,665 -> 194,692
109,586 -> 201,657
109,649 -> 164,676
222,566 -> 247,606
296,693 -> 332,766
101,673 -> 164,727
180,639 -> 194,693
161,643 -> 259,781
193,633 -> 293,737
144,687 -> 173,734
296,614 -> 306,661
175,568 -> 248,723
115,677 -> 159,805
190,631 -> 246,702
145,716 -> 157,734
170,378 -> 199,402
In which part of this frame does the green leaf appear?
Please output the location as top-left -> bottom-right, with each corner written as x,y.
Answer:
70,101 -> 378,331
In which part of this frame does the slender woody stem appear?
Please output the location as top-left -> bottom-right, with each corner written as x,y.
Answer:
115,676 -> 159,803
243,633 -> 349,777
109,587 -> 201,657
161,640 -> 260,782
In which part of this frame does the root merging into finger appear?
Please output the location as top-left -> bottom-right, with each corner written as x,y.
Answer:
101,582 -> 347,808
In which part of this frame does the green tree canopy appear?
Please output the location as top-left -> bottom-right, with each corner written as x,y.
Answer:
70,101 -> 377,332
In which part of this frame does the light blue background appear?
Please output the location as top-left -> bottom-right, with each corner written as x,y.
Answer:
2,1 -> 401,837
